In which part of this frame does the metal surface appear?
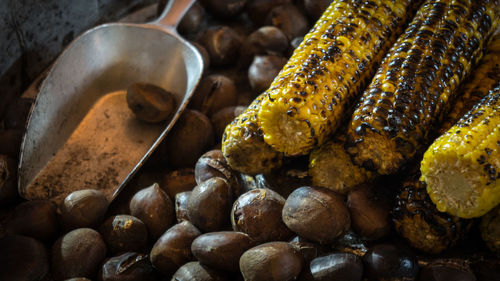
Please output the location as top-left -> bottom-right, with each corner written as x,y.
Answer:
18,0 -> 203,204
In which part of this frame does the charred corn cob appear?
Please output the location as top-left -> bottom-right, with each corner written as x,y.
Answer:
480,205 -> 500,254
346,0 -> 500,175
421,85 -> 500,218
309,135 -> 375,194
222,94 -> 283,175
256,0 -> 422,156
393,172 -> 472,254
439,33 -> 500,134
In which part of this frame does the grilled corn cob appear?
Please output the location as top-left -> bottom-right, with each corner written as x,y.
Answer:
222,94 -> 283,175
393,172 -> 472,254
480,205 -> 500,255
346,0 -> 500,175
421,84 -> 500,218
257,0 -> 421,156
309,135 -> 375,194
439,33 -> 500,134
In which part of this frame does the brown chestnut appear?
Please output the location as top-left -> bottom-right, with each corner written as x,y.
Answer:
282,186 -> 350,244
195,149 -> 240,197
163,109 -> 214,168
99,252 -> 157,281
190,74 -> 238,117
419,260 -> 476,281
178,2 -> 204,34
347,183 -> 391,240
231,188 -> 293,243
191,41 -> 211,72
0,234 -> 49,281
6,200 -> 58,241
239,242 -> 303,281
289,236 -> 329,263
150,221 -> 201,275
171,261 -> 230,281
363,243 -> 420,281
60,189 -> 109,230
175,191 -> 192,222
242,26 -> 289,59
99,215 -> 148,254
304,0 -> 334,20
199,26 -> 242,66
51,228 -> 107,280
309,253 -> 363,281
191,231 -> 254,272
161,168 -> 197,199
0,154 -> 18,204
245,0 -> 292,26
266,4 -> 309,40
199,0 -> 246,18
210,106 -> 245,141
248,55 -> 288,93
129,183 -> 175,240
126,82 -> 176,123
187,177 -> 233,232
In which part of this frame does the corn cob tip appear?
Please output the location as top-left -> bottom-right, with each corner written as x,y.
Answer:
346,128 -> 405,174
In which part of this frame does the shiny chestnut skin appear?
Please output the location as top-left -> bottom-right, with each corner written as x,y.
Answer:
195,149 -> 240,197
191,231 -> 254,272
162,168 -> 197,199
0,154 -> 18,205
129,183 -> 175,240
199,0 -> 247,19
190,74 -> 238,117
99,252 -> 157,281
6,199 -> 58,241
51,228 -> 107,280
309,253 -> 363,281
178,2 -> 204,34
126,82 -> 176,123
419,260 -> 476,281
175,191 -> 192,222
172,261 -> 230,281
248,55 -> 288,93
347,184 -> 391,240
289,236 -> 329,263
150,221 -> 201,276
0,234 -> 49,281
265,4 -> 309,40
239,241 -> 303,281
199,26 -> 242,66
99,215 -> 148,254
163,109 -> 214,168
363,243 -> 420,281
187,177 -> 233,232
231,188 -> 294,243
60,189 -> 109,230
282,186 -> 350,244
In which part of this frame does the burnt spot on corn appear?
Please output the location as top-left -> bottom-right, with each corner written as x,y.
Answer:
392,173 -> 472,254
347,0 -> 500,174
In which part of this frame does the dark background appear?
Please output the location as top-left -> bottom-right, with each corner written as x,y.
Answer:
0,0 -> 156,119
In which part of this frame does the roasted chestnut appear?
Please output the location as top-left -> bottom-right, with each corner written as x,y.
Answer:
239,242 -> 303,281
419,260 -> 476,281
178,2 -> 204,34
187,177 -> 233,232
99,215 -> 148,254
99,252 -> 157,281
231,188 -> 293,243
60,189 -> 109,230
161,168 -> 197,199
0,234 -> 49,281
126,82 -> 176,123
150,221 -> 201,275
245,0 -> 292,26
283,186 -> 350,244
309,253 -> 363,281
190,74 -> 238,117
51,228 -> 107,280
171,261 -> 230,281
129,183 -> 175,240
191,231 -> 254,272
363,243 -> 420,281
265,4 -> 309,40
6,199 -> 58,242
175,191 -> 192,222
248,55 -> 288,93
199,0 -> 247,18
210,106 -> 246,141
199,26 -> 242,66
304,0 -> 333,20
243,26 -> 289,58
195,149 -> 240,197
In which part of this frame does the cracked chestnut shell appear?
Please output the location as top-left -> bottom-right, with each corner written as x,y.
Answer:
99,215 -> 148,254
99,252 -> 156,281
190,74 -> 237,117
199,26 -> 242,66
126,82 -> 176,123
195,149 -> 241,197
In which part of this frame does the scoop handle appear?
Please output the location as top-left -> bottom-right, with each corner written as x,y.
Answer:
154,0 -> 196,31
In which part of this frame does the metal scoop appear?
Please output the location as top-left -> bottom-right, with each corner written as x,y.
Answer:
18,0 -> 203,204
